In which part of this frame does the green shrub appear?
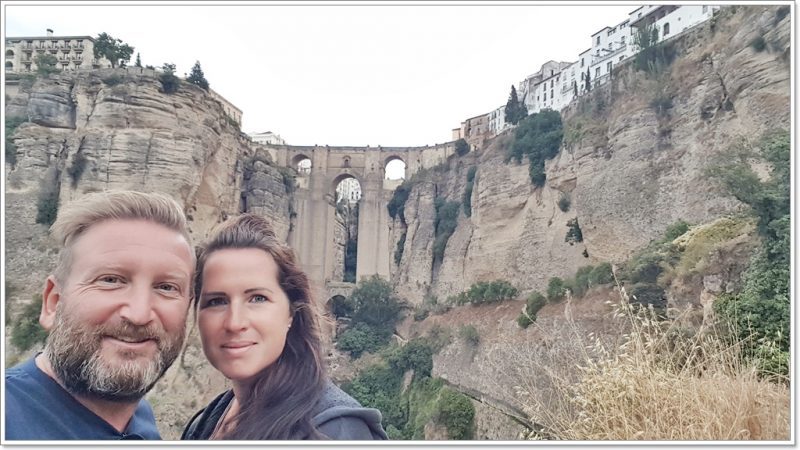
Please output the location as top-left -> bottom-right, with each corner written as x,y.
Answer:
426,324 -> 453,351
749,35 -> 767,52
633,24 -> 677,75
526,291 -> 547,320
34,53 -> 59,76
394,231 -> 407,265
650,94 -> 673,118
565,218 -> 583,244
663,219 -> 690,242
508,110 -> 563,187
546,277 -> 567,302
466,166 -> 477,183
343,363 -> 405,426
330,295 -> 353,318
626,253 -> 664,284
455,138 -> 470,156
336,323 -> 392,358
588,262 -> 614,286
458,325 -> 480,347
463,172 -> 475,218
434,388 -> 474,440
387,182 -> 412,220
159,63 -> 180,94
573,265 -> 594,297
709,132 -> 789,378
517,313 -> 533,329
36,185 -> 60,226
557,192 -> 571,212
67,151 -> 89,188
459,280 -> 518,305
5,116 -> 26,167
629,283 -> 667,312
388,338 -> 434,378
433,199 -> 460,265
10,296 -> 48,351
349,275 -> 403,328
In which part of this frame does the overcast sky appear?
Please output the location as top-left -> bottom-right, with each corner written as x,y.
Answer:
5,1 -> 637,147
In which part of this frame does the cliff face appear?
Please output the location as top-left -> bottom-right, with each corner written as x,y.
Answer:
392,5 -> 790,303
2,5 -> 789,441
4,67 -> 292,439
389,5 -> 789,437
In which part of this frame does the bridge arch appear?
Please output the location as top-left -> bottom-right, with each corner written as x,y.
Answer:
292,154 -> 312,175
261,142 -> 456,303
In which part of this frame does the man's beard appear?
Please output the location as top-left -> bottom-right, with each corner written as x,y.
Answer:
44,302 -> 185,403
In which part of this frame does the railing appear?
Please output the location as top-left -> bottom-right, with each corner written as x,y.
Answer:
594,43 -> 627,64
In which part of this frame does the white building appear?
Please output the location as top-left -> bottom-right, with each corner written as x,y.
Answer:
586,19 -> 634,90
5,29 -> 111,73
629,4 -> 720,48
488,104 -> 512,135
248,131 -> 286,146
520,60 -> 573,114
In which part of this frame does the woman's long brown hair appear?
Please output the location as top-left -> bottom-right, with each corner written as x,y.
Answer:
194,213 -> 327,440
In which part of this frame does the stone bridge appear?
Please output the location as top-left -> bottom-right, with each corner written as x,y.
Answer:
261,142 -> 456,303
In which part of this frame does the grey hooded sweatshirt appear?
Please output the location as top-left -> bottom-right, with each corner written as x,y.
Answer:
181,380 -> 388,440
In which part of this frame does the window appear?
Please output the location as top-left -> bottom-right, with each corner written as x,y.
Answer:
607,61 -> 612,73
581,58 -> 584,67
550,89 -> 554,99
621,36 -> 626,44
609,42 -> 613,50
663,23 -> 670,36
550,80 -> 553,88
544,93 -> 547,101
595,67 -> 600,77
619,56 -> 624,62
702,5 -> 708,13
596,36 -> 600,45
550,70 -> 554,76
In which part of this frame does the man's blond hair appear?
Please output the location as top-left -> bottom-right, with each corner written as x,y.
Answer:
50,190 -> 193,283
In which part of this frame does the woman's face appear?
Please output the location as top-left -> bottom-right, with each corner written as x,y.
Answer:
197,248 -> 293,385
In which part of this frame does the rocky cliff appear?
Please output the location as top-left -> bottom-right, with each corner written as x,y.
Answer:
387,5 -> 789,438
391,5 -> 789,304
2,4 -> 789,441
4,67 -> 292,438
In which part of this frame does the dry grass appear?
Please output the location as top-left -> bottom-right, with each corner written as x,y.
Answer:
487,284 -> 790,441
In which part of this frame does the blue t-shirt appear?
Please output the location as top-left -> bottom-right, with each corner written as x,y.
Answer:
5,355 -> 161,440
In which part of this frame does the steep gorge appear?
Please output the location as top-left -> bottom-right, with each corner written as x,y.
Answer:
3,5 -> 790,441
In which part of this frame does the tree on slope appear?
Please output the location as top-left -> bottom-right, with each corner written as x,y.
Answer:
187,60 -> 210,91
93,32 -> 134,68
504,85 -> 528,125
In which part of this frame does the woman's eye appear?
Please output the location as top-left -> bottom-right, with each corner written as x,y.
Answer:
251,295 -> 268,303
202,297 -> 227,308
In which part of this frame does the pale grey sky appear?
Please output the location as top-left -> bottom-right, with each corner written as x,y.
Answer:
4,1 -> 636,146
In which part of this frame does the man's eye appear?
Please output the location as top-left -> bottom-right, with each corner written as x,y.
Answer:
97,275 -> 123,284
157,283 -> 179,293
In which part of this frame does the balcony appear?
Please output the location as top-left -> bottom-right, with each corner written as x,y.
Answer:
594,43 -> 627,64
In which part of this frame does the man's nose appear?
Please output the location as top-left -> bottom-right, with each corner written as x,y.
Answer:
118,284 -> 156,325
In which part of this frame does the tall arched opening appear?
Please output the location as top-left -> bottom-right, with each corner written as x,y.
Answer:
332,174 -> 362,283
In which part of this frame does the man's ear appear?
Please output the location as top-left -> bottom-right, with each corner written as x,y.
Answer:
40,276 -> 61,331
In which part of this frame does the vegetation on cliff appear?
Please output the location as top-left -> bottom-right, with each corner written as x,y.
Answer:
506,109 -> 563,187
709,131 -> 790,377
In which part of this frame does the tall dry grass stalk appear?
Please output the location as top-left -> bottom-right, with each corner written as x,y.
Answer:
487,283 -> 790,441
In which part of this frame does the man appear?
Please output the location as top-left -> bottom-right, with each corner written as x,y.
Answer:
5,191 -> 195,440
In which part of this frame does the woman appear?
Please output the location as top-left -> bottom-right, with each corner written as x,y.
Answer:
181,214 -> 388,440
